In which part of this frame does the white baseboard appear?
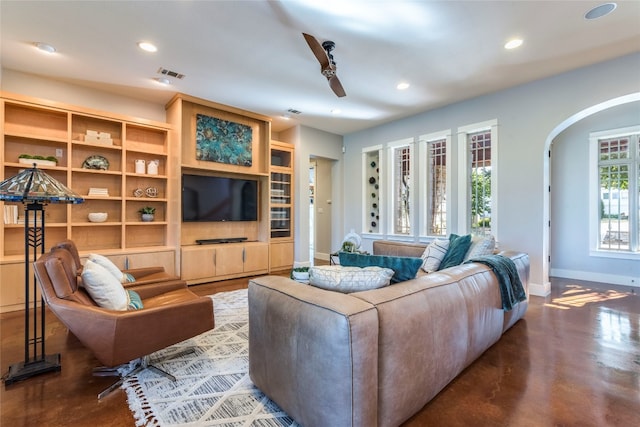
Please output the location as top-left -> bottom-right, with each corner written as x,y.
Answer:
528,281 -> 551,297
551,268 -> 639,288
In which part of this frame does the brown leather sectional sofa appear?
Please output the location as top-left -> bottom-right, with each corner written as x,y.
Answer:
248,240 -> 529,427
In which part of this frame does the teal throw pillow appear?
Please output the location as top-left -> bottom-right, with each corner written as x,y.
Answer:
438,234 -> 472,270
338,252 -> 423,283
127,290 -> 144,310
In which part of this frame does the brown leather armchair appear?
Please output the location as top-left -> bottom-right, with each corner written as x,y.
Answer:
52,239 -> 179,286
33,246 -> 214,398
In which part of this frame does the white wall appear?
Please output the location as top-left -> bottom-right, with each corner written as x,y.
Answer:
313,157 -> 335,259
279,125 -> 343,265
343,53 -> 640,295
551,101 -> 640,286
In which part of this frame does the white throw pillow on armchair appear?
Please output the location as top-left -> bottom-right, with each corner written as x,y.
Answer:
89,253 -> 135,283
81,259 -> 129,311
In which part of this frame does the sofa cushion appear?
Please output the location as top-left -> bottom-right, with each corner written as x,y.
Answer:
89,253 -> 136,283
438,234 -> 472,270
338,252 -> 423,283
420,238 -> 450,273
81,259 -> 129,310
309,265 -> 394,293
464,235 -> 496,261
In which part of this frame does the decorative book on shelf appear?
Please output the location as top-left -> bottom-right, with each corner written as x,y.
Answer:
3,205 -> 19,224
88,187 -> 110,197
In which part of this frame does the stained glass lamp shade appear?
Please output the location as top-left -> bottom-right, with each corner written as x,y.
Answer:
0,165 -> 84,204
0,165 -> 83,386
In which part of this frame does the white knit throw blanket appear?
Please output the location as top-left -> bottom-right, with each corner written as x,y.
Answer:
122,289 -> 299,427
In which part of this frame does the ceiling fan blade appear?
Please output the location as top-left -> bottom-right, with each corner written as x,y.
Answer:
302,32 -> 330,70
328,75 -> 346,98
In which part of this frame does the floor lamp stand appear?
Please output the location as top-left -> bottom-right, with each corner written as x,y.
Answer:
4,201 -> 61,386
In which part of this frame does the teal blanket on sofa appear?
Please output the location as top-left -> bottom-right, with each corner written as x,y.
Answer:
465,254 -> 526,311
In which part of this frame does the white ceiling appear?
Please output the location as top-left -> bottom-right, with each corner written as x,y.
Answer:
1,1 -> 639,135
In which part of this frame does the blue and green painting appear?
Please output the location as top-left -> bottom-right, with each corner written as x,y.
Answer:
195,114 -> 252,166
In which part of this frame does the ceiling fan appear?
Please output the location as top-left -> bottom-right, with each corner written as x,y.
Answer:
302,33 -> 346,98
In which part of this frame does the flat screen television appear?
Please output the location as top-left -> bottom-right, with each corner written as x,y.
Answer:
182,174 -> 258,222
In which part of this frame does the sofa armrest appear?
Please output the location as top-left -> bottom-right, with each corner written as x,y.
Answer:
248,276 -> 379,427
495,251 -> 530,331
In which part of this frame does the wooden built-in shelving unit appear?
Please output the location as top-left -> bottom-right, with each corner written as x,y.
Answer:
0,92 -> 298,310
0,92 -> 174,312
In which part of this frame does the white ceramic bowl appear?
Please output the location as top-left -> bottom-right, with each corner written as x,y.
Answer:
88,212 -> 108,223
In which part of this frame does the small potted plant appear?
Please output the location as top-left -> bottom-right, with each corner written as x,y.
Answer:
139,206 -> 156,222
291,266 -> 310,283
18,154 -> 58,166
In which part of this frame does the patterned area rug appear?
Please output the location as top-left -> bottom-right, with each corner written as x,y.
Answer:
122,289 -> 299,426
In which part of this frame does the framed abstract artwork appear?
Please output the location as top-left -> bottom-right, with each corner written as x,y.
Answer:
195,114 -> 253,166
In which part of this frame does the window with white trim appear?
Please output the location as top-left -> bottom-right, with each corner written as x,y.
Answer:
419,132 -> 450,237
388,139 -> 414,235
469,130 -> 492,235
457,120 -> 498,236
590,126 -> 639,253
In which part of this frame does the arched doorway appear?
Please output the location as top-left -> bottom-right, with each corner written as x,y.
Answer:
542,93 -> 640,292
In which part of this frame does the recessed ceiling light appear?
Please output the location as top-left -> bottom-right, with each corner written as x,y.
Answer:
504,39 -> 523,50
138,41 -> 158,52
33,42 -> 56,54
154,77 -> 171,86
331,109 -> 342,115
281,114 -> 291,120
396,82 -> 410,90
585,3 -> 617,20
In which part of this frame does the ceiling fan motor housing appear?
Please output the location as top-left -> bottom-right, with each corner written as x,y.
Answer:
322,40 -> 337,66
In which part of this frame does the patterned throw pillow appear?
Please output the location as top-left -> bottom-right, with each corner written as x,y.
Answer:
309,265 -> 394,293
127,290 -> 144,310
420,239 -> 450,273
464,235 -> 496,261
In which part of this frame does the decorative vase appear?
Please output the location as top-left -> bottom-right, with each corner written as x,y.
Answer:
141,213 -> 154,222
147,159 -> 159,175
135,159 -> 146,174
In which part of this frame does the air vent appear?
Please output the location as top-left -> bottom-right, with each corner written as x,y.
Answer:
287,108 -> 302,115
157,67 -> 185,80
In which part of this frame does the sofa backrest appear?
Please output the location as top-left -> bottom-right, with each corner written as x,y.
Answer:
373,240 -> 426,258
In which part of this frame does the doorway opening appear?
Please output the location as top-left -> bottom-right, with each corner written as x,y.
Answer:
309,161 -> 316,264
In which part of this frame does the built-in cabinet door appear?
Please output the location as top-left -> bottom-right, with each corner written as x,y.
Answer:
244,243 -> 269,272
270,242 -> 294,271
215,245 -> 245,276
0,261 -> 40,313
100,250 -> 175,276
181,247 -> 216,281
